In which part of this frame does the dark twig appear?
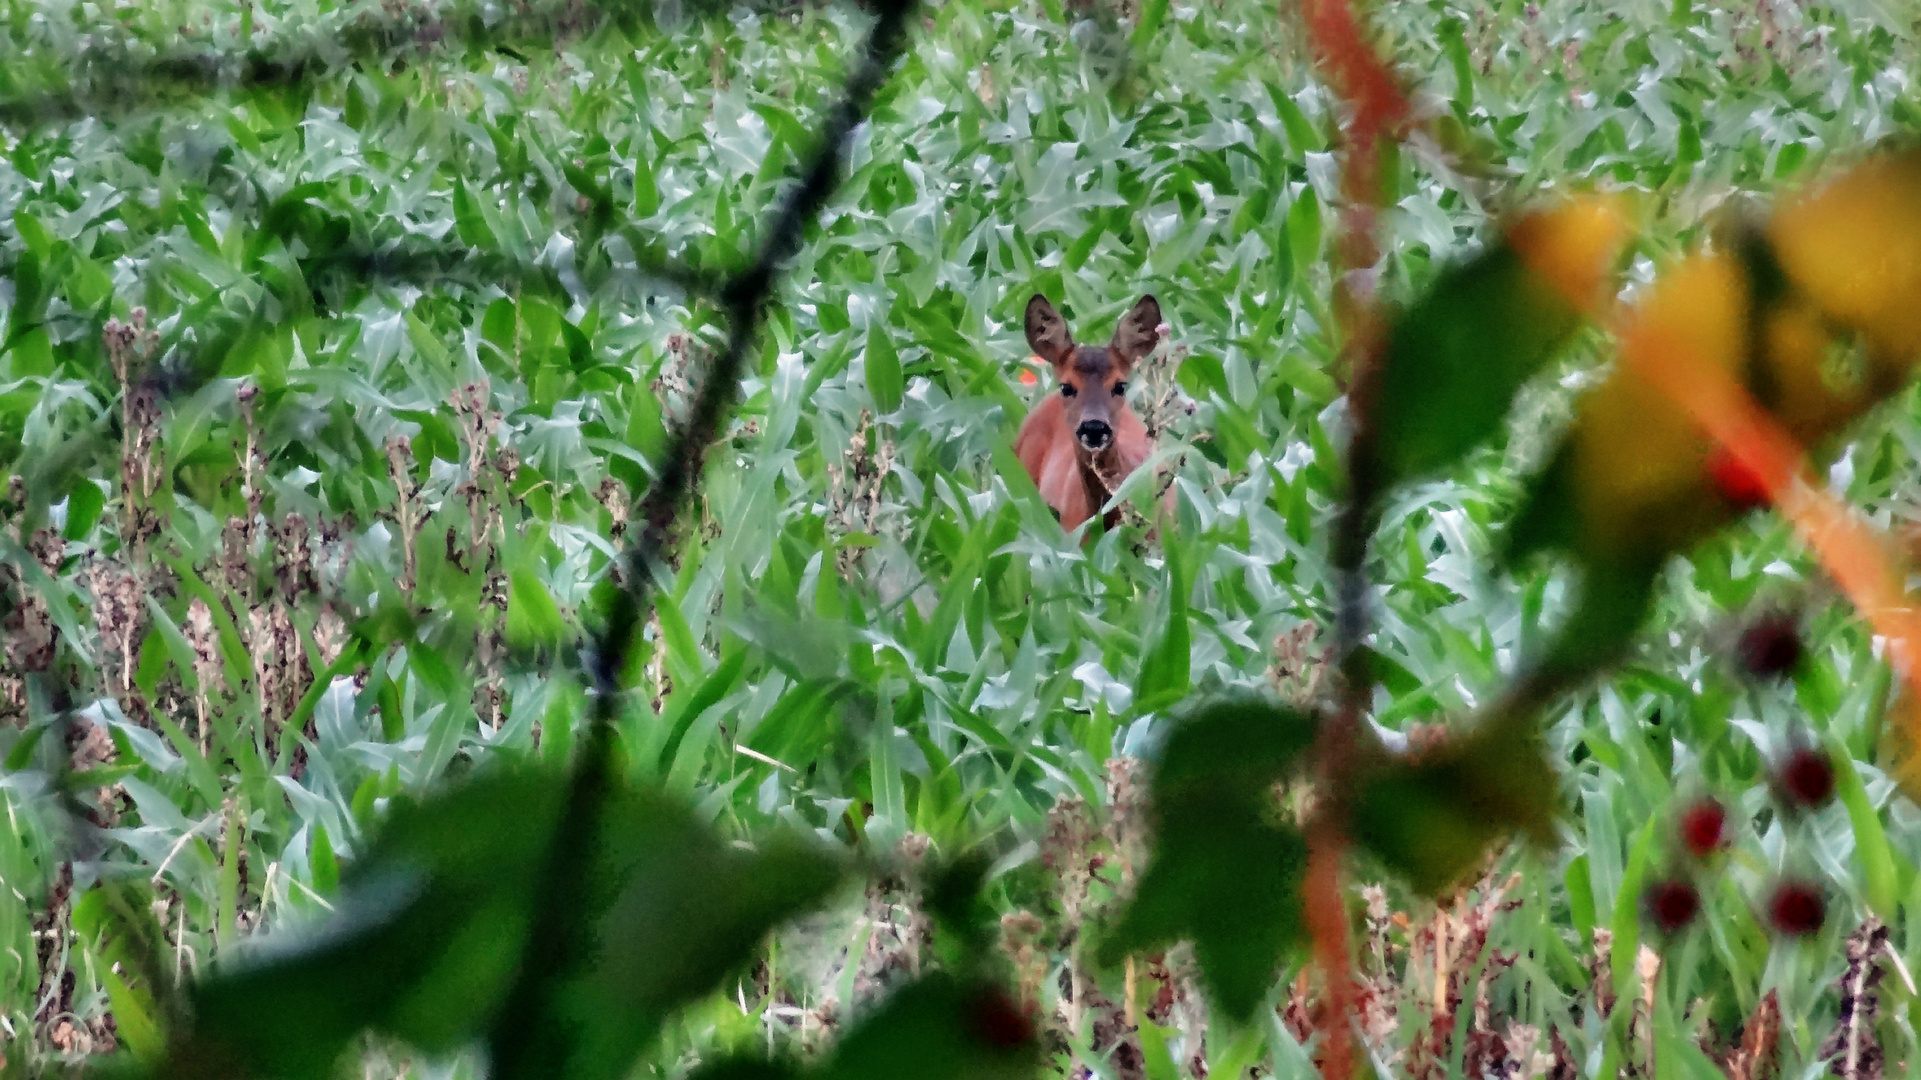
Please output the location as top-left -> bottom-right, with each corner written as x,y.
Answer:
0,0 -> 834,130
483,0 -> 917,1074
0,0 -> 563,129
296,242 -> 722,311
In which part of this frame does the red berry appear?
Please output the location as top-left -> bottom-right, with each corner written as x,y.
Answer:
1736,613 -> 1803,679
1677,798 -> 1728,859
1777,746 -> 1836,808
1643,879 -> 1701,933
1708,448 -> 1771,509
965,987 -> 1034,1050
1767,880 -> 1826,935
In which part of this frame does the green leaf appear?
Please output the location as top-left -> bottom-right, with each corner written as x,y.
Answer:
507,565 -> 565,651
1128,0 -> 1171,53
103,965 -> 165,1064
1135,544 -> 1190,712
456,182 -> 498,248
1350,710 -> 1559,896
1102,811 -> 1307,1023
1507,444 -> 1664,674
1549,557 -> 1662,678
1372,243 -> 1584,488
825,975 -> 1039,1080
179,774 -> 559,1079
311,824 -> 339,897
1098,694 -> 1318,1020
1831,737 -> 1899,919
173,770 -> 843,1080
687,1064 -> 803,1080
687,975 -> 1038,1080
64,476 -> 106,540
528,821 -> 845,1080
864,323 -> 904,415
482,298 -> 518,363
1149,692 -> 1320,804
7,326 -> 53,377
1284,190 -> 1321,282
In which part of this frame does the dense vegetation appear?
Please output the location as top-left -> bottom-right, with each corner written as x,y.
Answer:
4,0 -> 1921,1077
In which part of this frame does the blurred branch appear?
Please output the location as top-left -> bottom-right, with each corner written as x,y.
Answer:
0,0 -> 562,128
483,0 -> 918,1072
1296,0 -> 1410,1076
0,0 -> 839,129
296,241 -> 722,310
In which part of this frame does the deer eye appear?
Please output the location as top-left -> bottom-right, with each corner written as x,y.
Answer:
1060,383 -> 1078,398
1112,381 -> 1128,397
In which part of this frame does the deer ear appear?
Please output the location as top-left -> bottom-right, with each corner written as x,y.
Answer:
1025,294 -> 1074,366
1109,294 -> 1162,366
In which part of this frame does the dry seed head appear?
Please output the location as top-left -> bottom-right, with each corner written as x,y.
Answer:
86,559 -> 145,679
314,606 -> 348,667
1042,795 -> 1095,874
28,528 -> 61,574
219,515 -> 253,600
274,514 -> 318,602
1104,755 -> 1149,876
185,598 -> 223,691
594,477 -> 630,539
1001,910 -> 1043,944
250,602 -> 309,731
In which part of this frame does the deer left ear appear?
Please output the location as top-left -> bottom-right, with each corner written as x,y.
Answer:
1025,294 -> 1075,367
1109,294 -> 1162,367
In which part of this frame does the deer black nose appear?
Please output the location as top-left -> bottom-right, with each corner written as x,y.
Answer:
1076,420 -> 1112,450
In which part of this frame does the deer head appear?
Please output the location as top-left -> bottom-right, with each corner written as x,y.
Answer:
1024,293 -> 1162,455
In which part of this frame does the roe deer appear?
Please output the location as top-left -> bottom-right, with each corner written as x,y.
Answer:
1014,293 -> 1166,532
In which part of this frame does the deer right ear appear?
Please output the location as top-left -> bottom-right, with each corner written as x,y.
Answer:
1025,294 -> 1074,365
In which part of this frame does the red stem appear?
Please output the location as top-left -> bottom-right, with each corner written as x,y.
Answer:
1294,2 -> 1411,1077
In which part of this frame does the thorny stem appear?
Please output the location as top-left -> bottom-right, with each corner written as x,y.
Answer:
484,2 -> 918,1076
1296,0 -> 1409,1077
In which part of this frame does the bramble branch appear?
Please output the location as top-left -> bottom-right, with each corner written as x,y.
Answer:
1295,1 -> 1411,1076
483,1 -> 918,1074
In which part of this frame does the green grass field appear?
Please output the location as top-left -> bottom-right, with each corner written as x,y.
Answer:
5,0 -> 1921,1076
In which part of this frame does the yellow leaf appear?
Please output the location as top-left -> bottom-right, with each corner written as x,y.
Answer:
1756,291 -> 1864,444
1508,193 -> 1632,310
1566,254 -> 1740,560
1769,150 -> 1921,375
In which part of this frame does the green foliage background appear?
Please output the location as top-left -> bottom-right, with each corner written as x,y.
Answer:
4,0 -> 1921,1075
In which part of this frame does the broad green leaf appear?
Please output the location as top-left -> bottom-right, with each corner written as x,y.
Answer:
63,476 -> 106,540
1099,695 -> 1317,1020
1831,738 -> 1899,919
173,770 -> 842,1080
1134,544 -> 1190,712
1350,709 -> 1558,896
864,323 -> 903,415
1373,199 -> 1624,489
686,975 -> 1038,1080
1102,810 -> 1307,1023
825,975 -> 1039,1080
507,565 -> 565,652
1149,693 -> 1319,804
311,824 -> 340,897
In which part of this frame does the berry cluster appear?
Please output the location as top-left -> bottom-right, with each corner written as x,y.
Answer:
1640,615 -> 1838,938
1641,744 -> 1836,936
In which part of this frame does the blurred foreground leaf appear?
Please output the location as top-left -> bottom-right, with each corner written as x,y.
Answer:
1098,694 -> 1317,1021
1350,709 -> 1558,896
169,769 -> 842,1080
1372,197 -> 1625,489
1508,152 -> 1921,671
687,974 -> 1040,1080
